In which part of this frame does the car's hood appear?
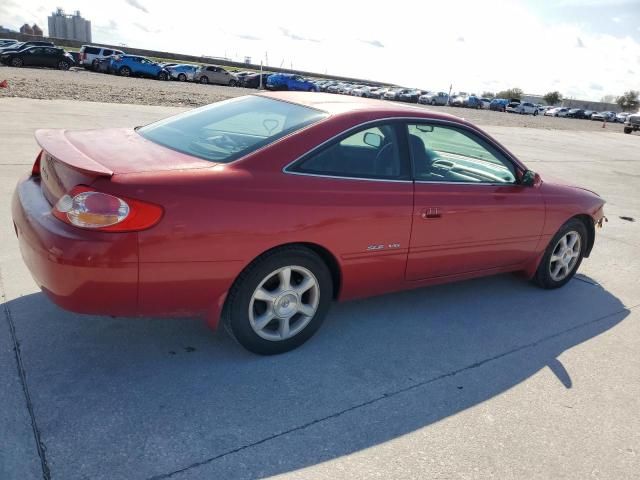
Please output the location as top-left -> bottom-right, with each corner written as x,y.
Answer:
539,173 -> 601,196
35,128 -> 214,176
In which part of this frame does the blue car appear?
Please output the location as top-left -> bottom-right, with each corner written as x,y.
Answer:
109,55 -> 169,80
166,64 -> 199,81
464,95 -> 483,109
266,73 -> 318,92
489,98 -> 509,112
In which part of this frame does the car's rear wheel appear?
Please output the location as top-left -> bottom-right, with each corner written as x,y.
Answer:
119,66 -> 131,77
624,127 -> 632,134
534,219 -> 587,289
92,59 -> 100,71
10,57 -> 23,67
199,76 -> 209,84
58,60 -> 70,70
158,71 -> 168,81
178,73 -> 187,81
229,79 -> 238,87
224,247 -> 333,355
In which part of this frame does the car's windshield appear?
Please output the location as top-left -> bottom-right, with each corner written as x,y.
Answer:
138,96 -> 328,163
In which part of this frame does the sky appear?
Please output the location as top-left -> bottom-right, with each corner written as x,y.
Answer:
1,0 -> 639,101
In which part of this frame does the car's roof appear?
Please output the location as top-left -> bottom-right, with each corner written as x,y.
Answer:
256,91 -> 467,123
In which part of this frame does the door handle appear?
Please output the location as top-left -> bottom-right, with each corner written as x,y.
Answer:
421,207 -> 442,219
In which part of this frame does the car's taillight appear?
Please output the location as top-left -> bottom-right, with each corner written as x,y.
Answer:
32,150 -> 42,177
52,185 -> 163,232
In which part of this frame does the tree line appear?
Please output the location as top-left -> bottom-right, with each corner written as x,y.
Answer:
478,88 -> 638,110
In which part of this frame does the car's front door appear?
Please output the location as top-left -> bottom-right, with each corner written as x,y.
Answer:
21,47 -> 43,66
405,122 -> 545,280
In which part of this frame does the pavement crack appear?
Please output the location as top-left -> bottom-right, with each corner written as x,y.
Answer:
148,302 -> 638,480
0,269 -> 51,480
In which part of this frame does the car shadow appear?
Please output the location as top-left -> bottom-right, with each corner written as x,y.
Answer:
3,273 -> 629,479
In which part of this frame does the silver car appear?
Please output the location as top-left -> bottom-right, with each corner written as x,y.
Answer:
166,64 -> 199,82
194,65 -> 239,86
78,45 -> 124,70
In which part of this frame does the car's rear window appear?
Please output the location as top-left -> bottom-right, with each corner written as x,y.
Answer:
138,96 -> 328,163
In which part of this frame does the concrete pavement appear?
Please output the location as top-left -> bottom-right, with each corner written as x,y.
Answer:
1,98 -> 639,480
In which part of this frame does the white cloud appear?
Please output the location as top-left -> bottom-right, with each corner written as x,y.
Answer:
2,0 -> 640,101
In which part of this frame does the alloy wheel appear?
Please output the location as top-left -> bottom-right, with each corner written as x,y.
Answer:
549,231 -> 581,281
248,265 -> 320,341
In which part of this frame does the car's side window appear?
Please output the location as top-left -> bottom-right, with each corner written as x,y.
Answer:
407,123 -> 516,184
289,123 -> 409,180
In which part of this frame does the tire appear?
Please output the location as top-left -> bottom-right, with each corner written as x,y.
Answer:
223,246 -> 333,355
534,219 -> 588,289
119,66 -> 131,77
229,79 -> 238,87
10,57 -> 23,68
92,60 -> 100,71
178,73 -> 187,82
58,60 -> 70,70
199,76 -> 209,84
533,110 -> 538,116
624,127 -> 632,134
158,71 -> 168,81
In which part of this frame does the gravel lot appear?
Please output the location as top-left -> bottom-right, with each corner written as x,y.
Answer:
0,66 -> 628,133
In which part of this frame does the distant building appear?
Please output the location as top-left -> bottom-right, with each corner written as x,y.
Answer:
19,24 -> 33,35
32,24 -> 43,36
48,8 -> 91,42
0,26 -> 15,34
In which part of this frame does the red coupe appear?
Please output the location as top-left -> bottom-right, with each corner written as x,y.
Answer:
12,92 -> 606,354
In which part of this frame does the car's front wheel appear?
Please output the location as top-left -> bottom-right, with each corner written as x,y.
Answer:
199,76 -> 209,84
58,60 -> 70,70
224,247 -> 333,355
177,73 -> 187,81
534,219 -> 587,289
119,66 -> 131,77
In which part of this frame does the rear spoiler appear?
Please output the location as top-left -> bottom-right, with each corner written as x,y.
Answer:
35,129 -> 113,176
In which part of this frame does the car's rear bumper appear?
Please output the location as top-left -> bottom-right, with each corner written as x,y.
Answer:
12,176 -> 139,316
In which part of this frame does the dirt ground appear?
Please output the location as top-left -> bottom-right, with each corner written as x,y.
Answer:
0,65 -> 628,133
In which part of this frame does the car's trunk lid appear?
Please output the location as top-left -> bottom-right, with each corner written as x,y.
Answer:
35,128 -> 214,204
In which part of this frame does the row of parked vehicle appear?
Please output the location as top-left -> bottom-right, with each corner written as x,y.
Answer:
0,38 -> 75,69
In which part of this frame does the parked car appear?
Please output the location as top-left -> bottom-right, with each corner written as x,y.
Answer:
351,85 -> 373,97
464,95 -> 483,109
592,111 -> 616,122
78,45 -> 124,70
93,55 -> 116,74
567,108 -> 585,119
242,73 -> 272,89
383,88 -> 403,101
0,46 -> 74,70
109,55 -> 169,80
545,107 -> 570,117
0,41 -> 54,53
582,110 -> 595,119
419,91 -> 449,106
623,113 -> 640,133
615,112 -> 630,123
0,39 -> 18,47
166,64 -> 199,82
507,101 -> 538,115
266,73 -> 317,92
397,89 -> 425,103
369,87 -> 389,99
194,65 -> 239,86
480,98 -> 492,109
326,83 -> 344,94
489,98 -> 509,112
449,95 -> 467,107
12,92 -> 606,354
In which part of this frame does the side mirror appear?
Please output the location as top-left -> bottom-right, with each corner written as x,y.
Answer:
521,170 -> 542,188
363,132 -> 383,148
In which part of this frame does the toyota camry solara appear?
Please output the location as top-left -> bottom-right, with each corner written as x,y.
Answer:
12,92 -> 606,354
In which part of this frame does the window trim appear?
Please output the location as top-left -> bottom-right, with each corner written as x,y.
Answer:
283,117 -> 525,184
285,120 -> 412,182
